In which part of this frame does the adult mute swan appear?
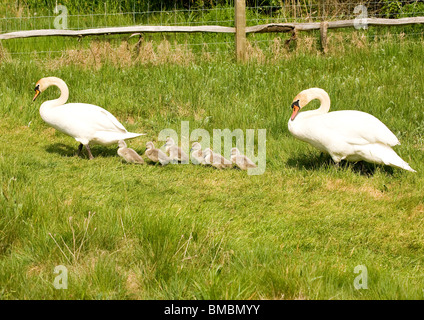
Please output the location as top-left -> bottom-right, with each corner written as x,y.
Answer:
33,77 -> 145,159
288,88 -> 416,172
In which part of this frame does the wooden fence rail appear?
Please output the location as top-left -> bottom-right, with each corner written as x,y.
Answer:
1,17 -> 423,40
247,17 -> 424,33
0,25 -> 236,40
1,0 -> 423,62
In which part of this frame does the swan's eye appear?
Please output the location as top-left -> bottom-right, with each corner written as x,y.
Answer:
291,100 -> 300,109
34,84 -> 40,92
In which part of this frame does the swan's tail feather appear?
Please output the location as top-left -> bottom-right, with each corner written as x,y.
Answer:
124,132 -> 146,140
392,161 -> 416,173
356,143 -> 416,173
384,154 -> 416,172
379,147 -> 416,173
92,131 -> 145,146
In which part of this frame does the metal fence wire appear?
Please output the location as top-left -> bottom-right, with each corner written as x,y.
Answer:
0,1 -> 423,57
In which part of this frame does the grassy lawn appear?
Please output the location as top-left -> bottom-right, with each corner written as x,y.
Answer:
0,33 -> 423,299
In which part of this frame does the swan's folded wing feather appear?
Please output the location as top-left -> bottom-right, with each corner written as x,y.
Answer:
319,110 -> 400,147
55,103 -> 127,133
99,109 -> 127,132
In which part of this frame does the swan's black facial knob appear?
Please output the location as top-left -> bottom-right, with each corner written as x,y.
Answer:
291,100 -> 300,109
290,100 -> 300,121
33,84 -> 41,101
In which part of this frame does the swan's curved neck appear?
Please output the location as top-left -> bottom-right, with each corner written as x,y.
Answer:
307,89 -> 331,117
41,77 -> 69,109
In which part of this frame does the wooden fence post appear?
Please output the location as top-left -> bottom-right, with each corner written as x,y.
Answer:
320,21 -> 328,53
235,0 -> 246,62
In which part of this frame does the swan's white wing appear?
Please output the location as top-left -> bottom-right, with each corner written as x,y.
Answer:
317,110 -> 400,147
53,103 -> 127,133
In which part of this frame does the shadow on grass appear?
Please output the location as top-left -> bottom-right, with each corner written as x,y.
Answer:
287,152 -> 394,176
45,143 -> 132,159
45,143 -> 77,157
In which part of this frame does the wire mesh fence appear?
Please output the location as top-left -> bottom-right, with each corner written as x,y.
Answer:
2,1 -> 424,31
1,1 -> 424,59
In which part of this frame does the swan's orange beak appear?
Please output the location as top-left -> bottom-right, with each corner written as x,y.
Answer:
33,89 -> 40,102
290,100 -> 300,121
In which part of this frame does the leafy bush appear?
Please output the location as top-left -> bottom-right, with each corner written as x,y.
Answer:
401,1 -> 424,17
380,0 -> 424,18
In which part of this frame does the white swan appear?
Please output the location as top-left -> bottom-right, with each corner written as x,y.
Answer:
288,88 -> 416,172
33,76 -> 145,159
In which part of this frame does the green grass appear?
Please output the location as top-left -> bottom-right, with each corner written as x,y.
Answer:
0,34 -> 423,300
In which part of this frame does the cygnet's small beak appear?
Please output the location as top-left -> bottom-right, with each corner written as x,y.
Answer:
33,89 -> 40,102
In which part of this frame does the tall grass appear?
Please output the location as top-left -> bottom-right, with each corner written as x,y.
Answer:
0,31 -> 423,299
